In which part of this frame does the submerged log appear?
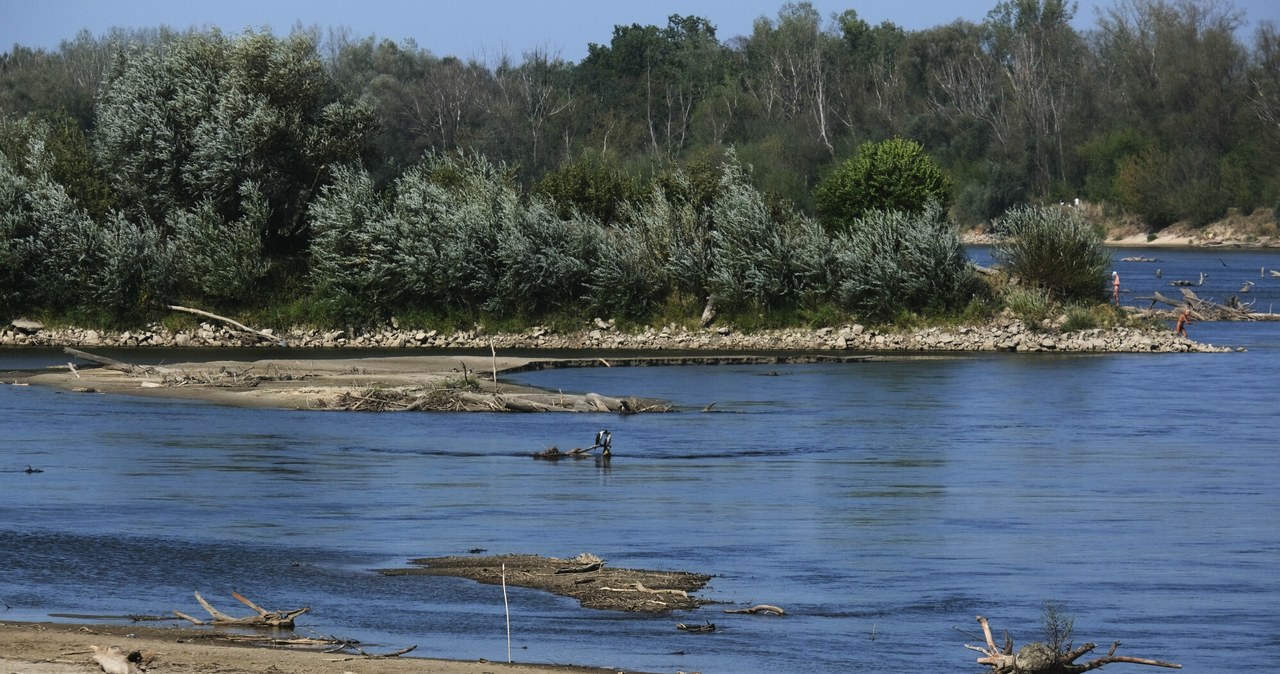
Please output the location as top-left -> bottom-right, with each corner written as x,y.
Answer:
676,620 -> 717,633
965,616 -> 1181,673
173,591 -> 309,628
724,603 -> 787,616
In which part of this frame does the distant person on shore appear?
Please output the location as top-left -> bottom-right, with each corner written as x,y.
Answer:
1175,308 -> 1193,337
1112,271 -> 1121,306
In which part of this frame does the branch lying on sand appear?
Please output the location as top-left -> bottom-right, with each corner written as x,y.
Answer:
64,347 -> 154,375
173,592 -> 309,628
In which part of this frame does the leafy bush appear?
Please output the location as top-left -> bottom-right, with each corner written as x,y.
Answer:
492,201 -> 599,316
1001,285 -> 1054,325
709,158 -> 827,311
170,182 -> 270,302
588,221 -> 668,319
82,211 -> 170,315
0,144 -> 168,317
311,153 -> 606,321
992,205 -> 1111,303
830,203 -> 978,321
814,137 -> 951,232
622,169 -> 713,299
306,164 -> 399,320
533,150 -> 644,224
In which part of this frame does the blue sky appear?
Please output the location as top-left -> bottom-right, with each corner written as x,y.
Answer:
3,0 -> 1277,61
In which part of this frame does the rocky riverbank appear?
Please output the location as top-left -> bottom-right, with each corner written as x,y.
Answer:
2,314 -> 1237,353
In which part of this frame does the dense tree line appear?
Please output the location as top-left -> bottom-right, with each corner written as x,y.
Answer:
1,0 -> 1269,327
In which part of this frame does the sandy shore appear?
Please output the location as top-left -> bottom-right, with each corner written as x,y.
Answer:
9,353 -> 679,413
0,621 -> 647,674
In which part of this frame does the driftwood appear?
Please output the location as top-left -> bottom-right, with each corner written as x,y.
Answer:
598,582 -> 689,598
555,560 -> 605,574
64,347 -> 150,375
167,305 -> 283,345
173,591 -> 309,628
724,603 -> 787,616
965,616 -> 1181,673
1142,289 -> 1270,321
1168,272 -> 1206,287
676,620 -> 717,633
89,644 -> 157,674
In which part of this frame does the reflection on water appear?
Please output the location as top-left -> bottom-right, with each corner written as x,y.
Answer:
3,270 -> 1280,671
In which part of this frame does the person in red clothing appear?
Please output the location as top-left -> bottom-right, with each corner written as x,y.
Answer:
1175,308 -> 1193,337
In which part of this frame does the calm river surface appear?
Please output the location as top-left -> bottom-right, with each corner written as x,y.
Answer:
2,247 -> 1279,672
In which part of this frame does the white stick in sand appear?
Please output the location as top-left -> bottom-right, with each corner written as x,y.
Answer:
503,562 -> 512,663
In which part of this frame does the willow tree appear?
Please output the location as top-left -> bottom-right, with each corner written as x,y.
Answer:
94,29 -> 375,262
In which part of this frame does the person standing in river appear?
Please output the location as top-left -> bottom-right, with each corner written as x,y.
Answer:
1112,271 -> 1121,306
1175,307 -> 1193,337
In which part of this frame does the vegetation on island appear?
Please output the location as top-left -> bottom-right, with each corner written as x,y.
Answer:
3,0 -> 1277,333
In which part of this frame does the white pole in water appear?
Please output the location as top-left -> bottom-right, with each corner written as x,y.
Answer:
503,563 -> 511,663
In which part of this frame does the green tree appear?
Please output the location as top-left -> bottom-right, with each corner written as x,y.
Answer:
814,136 -> 950,231
94,30 -> 375,255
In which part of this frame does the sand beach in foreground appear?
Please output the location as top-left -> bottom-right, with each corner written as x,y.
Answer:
0,621 -> 646,674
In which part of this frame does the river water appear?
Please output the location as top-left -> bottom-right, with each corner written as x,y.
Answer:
2,247 -> 1279,673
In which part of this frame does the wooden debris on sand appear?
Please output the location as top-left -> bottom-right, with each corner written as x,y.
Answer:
381,552 -> 710,612
89,644 -> 158,674
64,347 -> 156,375
172,591 -> 309,628
965,615 -> 1181,673
318,385 -> 667,414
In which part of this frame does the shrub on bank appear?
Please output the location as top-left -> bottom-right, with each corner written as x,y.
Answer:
831,203 -> 980,322
992,205 -> 1110,303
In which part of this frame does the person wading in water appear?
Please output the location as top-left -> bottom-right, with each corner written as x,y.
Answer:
1175,307 -> 1194,337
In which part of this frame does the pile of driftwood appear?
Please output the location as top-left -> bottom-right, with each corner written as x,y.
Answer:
1140,288 -> 1274,321
173,591 -> 309,628
966,615 -> 1181,673
161,365 -> 314,388
318,386 -> 665,413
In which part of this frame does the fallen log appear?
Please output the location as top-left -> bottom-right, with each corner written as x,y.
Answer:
173,591 -> 309,628
599,582 -> 689,598
64,347 -> 152,375
555,560 -> 604,574
965,615 -> 1181,673
167,305 -> 283,345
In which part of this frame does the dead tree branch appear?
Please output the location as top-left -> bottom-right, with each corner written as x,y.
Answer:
966,616 -> 1181,673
